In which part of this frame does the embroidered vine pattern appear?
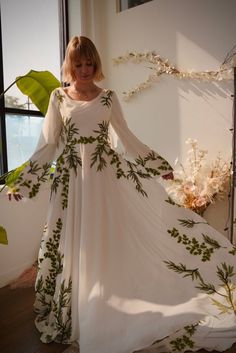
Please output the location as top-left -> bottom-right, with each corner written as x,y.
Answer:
164,261 -> 236,315
169,323 -> 199,352
55,89 -> 64,108
14,160 -> 51,198
101,89 -> 113,107
51,278 -> 72,343
10,90 -> 172,200
35,218 -> 72,343
165,196 -> 181,207
167,227 -> 223,261
36,218 -> 64,298
90,121 -> 172,196
177,218 -> 208,228
229,246 -> 236,255
168,223 -> 235,259
151,322 -> 199,352
51,119 -> 82,209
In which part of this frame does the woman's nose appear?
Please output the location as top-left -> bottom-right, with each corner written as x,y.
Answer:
81,65 -> 88,73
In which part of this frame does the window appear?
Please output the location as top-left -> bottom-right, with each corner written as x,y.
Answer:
117,0 -> 153,12
0,0 -> 68,175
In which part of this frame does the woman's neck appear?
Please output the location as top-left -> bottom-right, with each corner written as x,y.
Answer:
66,82 -> 102,101
73,82 -> 98,94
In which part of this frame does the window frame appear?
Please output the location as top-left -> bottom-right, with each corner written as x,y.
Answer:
116,0 -> 153,12
0,0 -> 69,176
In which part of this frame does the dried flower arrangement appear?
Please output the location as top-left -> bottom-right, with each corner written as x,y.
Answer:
164,139 -> 231,215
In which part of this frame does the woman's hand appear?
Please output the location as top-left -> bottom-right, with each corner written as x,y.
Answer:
7,192 -> 23,201
162,171 -> 174,180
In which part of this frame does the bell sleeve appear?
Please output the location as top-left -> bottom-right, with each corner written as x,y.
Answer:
7,89 -> 63,198
110,91 -> 173,178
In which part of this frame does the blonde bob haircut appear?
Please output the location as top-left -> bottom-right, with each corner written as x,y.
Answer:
62,36 -> 105,83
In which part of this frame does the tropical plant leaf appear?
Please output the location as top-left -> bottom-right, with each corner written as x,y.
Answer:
0,226 -> 8,245
16,70 -> 61,115
5,162 -> 28,187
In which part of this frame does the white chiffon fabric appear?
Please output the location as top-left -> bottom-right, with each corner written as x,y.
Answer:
13,87 -> 236,353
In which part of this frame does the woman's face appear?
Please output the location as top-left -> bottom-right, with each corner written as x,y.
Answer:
73,57 -> 95,84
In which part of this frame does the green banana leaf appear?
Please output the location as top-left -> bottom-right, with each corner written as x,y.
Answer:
16,70 -> 61,115
0,225 -> 8,245
5,162 -> 28,188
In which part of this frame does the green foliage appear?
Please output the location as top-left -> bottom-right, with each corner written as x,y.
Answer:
217,262 -> 235,283
167,227 -> 221,261
202,234 -> 221,249
178,218 -> 208,228
170,335 -> 195,351
16,70 -> 61,115
164,259 -> 236,315
90,121 -> 112,171
52,278 -> 72,343
165,196 -> 178,206
0,225 -> 8,245
168,324 -> 198,352
229,246 -> 236,255
135,150 -> 172,175
17,161 -> 52,199
195,281 -> 216,294
51,118 -> 82,209
126,160 -> 150,197
4,162 -> 28,188
101,89 -> 113,107
35,218 -> 71,341
164,260 -> 202,281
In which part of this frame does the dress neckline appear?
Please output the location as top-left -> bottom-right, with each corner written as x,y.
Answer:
58,87 -> 104,104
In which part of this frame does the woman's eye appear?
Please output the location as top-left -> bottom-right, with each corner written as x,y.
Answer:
75,62 -> 92,68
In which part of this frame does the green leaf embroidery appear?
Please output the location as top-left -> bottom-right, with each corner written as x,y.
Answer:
229,246 -> 236,255
0,226 -> 8,245
51,279 -> 72,343
211,297 -> 233,314
170,334 -> 195,351
165,196 -> 180,206
164,260 -> 236,315
164,261 -> 202,281
167,227 -> 222,261
100,90 -> 113,107
202,234 -> 221,249
35,218 -> 72,343
151,323 -> 199,353
178,218 -> 208,228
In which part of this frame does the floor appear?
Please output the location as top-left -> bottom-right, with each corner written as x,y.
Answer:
0,285 -> 235,353
0,285 -> 67,353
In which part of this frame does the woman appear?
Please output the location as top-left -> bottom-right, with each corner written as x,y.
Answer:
8,36 -> 236,353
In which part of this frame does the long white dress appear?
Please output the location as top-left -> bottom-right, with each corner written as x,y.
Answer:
12,87 -> 236,353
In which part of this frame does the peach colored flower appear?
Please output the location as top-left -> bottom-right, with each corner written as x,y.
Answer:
194,196 -> 207,208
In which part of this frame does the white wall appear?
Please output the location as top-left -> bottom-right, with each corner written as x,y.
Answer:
80,0 -> 235,239
81,0 -> 234,162
0,189 -> 50,287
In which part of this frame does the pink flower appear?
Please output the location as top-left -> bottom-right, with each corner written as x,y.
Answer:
183,182 -> 195,195
194,196 -> 206,208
